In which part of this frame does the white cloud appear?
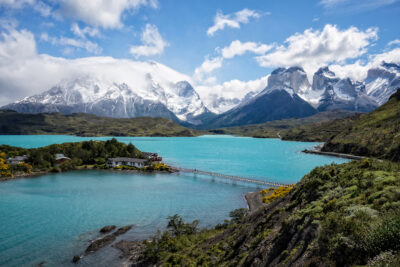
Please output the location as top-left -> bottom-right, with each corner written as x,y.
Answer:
221,40 -> 273,59
0,0 -> 51,16
0,27 -> 189,106
329,48 -> 400,81
40,32 -> 102,54
256,24 -> 378,76
193,57 -> 223,83
194,40 -> 272,84
319,0 -> 399,11
59,0 -> 158,29
207,8 -> 262,36
0,0 -> 34,8
71,23 -> 100,39
388,39 -> 400,46
129,24 -> 168,57
196,75 -> 269,113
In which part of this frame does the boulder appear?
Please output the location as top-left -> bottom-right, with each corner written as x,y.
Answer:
99,225 -> 116,234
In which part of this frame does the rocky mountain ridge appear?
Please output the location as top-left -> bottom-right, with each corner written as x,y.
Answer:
2,61 -> 399,127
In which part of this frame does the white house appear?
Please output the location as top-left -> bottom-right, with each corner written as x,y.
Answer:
6,155 -> 28,165
107,157 -> 149,168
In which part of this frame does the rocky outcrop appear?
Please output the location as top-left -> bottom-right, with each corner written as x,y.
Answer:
99,225 -> 116,234
365,62 -> 400,105
83,225 -> 133,255
313,67 -> 377,112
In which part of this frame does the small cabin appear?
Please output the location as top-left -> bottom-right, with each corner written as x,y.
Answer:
142,152 -> 162,162
6,155 -> 28,165
55,154 -> 71,165
107,157 -> 149,168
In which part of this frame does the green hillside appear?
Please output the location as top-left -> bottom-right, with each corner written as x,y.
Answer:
132,159 -> 400,266
0,110 -> 202,137
323,89 -> 400,161
211,110 -> 357,139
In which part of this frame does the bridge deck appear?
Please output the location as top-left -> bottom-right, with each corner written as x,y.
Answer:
173,167 -> 289,187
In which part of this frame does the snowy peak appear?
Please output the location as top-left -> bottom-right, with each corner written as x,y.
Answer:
5,63 -> 210,124
365,62 -> 400,105
309,67 -> 377,112
264,66 -> 310,97
166,81 -> 209,124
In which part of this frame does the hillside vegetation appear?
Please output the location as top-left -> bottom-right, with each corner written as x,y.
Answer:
0,139 -> 146,178
124,90 -> 400,266
134,159 -> 400,266
0,110 -> 201,137
211,110 -> 357,140
322,88 -> 400,161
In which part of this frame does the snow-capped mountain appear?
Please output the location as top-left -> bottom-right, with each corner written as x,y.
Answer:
2,58 -> 399,128
258,66 -> 377,113
2,61 -> 210,125
266,67 -> 311,97
203,67 -> 317,128
365,62 -> 400,105
312,67 -> 377,112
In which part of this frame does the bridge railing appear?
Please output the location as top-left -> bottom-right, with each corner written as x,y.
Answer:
172,166 -> 290,187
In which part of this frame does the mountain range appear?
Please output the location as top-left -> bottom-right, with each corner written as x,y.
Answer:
2,61 -> 400,128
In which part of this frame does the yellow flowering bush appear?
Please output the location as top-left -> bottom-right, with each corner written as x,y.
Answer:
153,163 -> 169,171
259,186 -> 294,204
0,152 -> 12,177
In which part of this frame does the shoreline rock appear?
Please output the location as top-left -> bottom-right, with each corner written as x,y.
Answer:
72,224 -> 134,263
99,225 -> 116,234
114,240 -> 147,265
245,191 -> 264,212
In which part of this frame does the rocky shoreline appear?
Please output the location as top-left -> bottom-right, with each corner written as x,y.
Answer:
78,191 -> 266,266
302,148 -> 365,160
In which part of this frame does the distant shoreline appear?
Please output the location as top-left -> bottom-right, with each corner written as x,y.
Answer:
302,146 -> 365,160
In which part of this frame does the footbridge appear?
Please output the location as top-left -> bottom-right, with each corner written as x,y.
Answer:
173,167 -> 290,187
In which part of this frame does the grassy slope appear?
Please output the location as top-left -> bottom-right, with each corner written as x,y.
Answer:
322,89 -> 400,161
210,110 -> 357,139
0,110 -> 202,137
139,160 -> 400,266
281,114 -> 362,142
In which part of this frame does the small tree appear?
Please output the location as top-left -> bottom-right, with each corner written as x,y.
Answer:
229,208 -> 248,224
167,214 -> 199,236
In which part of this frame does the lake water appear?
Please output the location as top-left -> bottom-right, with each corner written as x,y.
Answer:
0,135 -> 348,266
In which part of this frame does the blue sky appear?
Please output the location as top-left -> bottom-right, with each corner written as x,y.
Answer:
0,0 -> 400,105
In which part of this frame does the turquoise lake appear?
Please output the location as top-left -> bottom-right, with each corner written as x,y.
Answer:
0,135 -> 348,266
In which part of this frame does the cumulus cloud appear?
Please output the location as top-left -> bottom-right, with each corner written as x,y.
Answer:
256,24 -> 378,76
59,0 -> 158,29
329,48 -> 400,81
193,57 -> 223,83
129,24 -> 168,57
196,75 -> 269,113
0,27 -> 189,106
221,40 -> 273,59
193,40 -> 272,84
40,32 -> 102,54
207,8 -> 262,36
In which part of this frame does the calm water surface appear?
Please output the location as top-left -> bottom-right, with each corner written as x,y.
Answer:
0,135 -> 348,266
